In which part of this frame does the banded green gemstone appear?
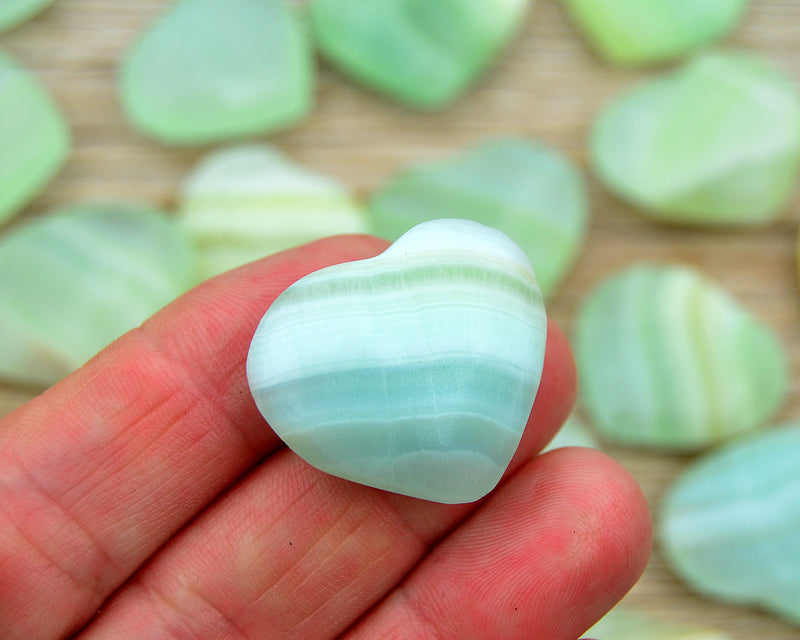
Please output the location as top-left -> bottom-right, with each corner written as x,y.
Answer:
0,51 -> 70,225
0,0 -> 55,32
562,0 -> 749,67
310,0 -> 530,108
575,264 -> 786,451
247,219 -> 547,503
0,204 -> 197,386
179,145 -> 368,280
120,0 -> 312,145
591,52 -> 800,226
660,424 -> 800,625
369,139 -> 587,297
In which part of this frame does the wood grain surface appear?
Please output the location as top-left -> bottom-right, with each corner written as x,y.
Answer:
2,1 -> 800,638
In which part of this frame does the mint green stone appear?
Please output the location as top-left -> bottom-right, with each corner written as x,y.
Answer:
247,219 -> 547,503
586,606 -> 732,640
369,140 -> 587,297
0,0 -> 55,32
310,0 -> 530,109
575,265 -> 787,452
661,425 -> 800,626
542,413 -> 599,453
591,53 -> 800,226
0,204 -> 197,386
0,51 -> 70,225
562,0 -> 749,67
120,0 -> 312,145
180,145 -> 368,280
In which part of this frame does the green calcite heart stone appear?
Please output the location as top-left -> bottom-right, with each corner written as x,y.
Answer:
120,0 -> 312,145
562,0 -> 749,67
661,425 -> 800,626
180,145 -> 368,280
310,0 -> 530,109
369,139 -> 587,297
247,219 -> 547,503
591,52 -> 800,226
575,264 -> 786,451
0,51 -> 70,225
0,204 -> 197,386
0,0 -> 55,32
586,606 -> 732,640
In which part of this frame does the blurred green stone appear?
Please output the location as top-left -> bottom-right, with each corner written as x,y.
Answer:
310,0 -> 530,109
591,52 -> 800,226
120,0 -> 313,145
0,51 -> 70,225
542,413 -> 599,452
586,605 -> 732,639
0,204 -> 197,386
0,0 -> 55,32
369,139 -> 587,297
562,0 -> 749,67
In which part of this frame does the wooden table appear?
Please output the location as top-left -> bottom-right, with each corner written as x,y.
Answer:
2,1 -> 799,638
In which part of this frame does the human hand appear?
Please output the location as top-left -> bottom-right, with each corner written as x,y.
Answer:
0,235 -> 651,639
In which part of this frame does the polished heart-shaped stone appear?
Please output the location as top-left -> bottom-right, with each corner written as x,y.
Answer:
247,219 -> 547,503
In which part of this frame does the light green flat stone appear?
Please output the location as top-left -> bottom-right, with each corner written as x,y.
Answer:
660,425 -> 800,626
562,0 -> 749,67
585,605 -> 732,639
0,51 -> 70,225
247,219 -> 547,503
542,413 -> 599,452
0,204 -> 197,386
0,0 -> 55,32
180,145 -> 368,280
310,0 -> 530,109
574,264 -> 786,452
369,139 -> 587,296
120,0 -> 312,145
591,52 -> 800,226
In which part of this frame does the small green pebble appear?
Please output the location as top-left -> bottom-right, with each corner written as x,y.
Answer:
310,0 -> 530,109
0,204 -> 197,386
180,145 -> 368,280
562,0 -> 749,67
542,413 -> 599,452
120,0 -> 313,145
591,52 -> 800,226
0,51 -> 70,225
369,139 -> 587,297
0,0 -> 55,32
575,264 -> 787,452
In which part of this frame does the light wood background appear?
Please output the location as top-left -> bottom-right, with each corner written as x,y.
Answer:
2,1 -> 800,638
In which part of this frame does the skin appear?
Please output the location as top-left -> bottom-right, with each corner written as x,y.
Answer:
0,235 -> 651,639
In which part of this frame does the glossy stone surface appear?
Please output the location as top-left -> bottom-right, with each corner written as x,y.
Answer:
0,204 -> 196,386
562,0 -> 749,67
585,606 -> 732,639
120,0 -> 312,145
180,145 -> 368,280
660,425 -> 800,626
591,52 -> 800,226
0,0 -> 55,32
542,413 -> 599,452
0,51 -> 70,225
369,139 -> 587,297
247,219 -> 547,503
310,0 -> 530,109
575,264 -> 786,451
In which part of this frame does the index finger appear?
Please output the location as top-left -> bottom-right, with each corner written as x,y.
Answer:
0,234 -> 388,640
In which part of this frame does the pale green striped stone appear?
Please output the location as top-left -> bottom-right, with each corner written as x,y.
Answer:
180,145 -> 368,280
310,0 -> 530,109
0,0 -> 55,32
585,606 -> 732,639
661,425 -> 800,625
247,219 -> 547,503
591,52 -> 800,226
0,51 -> 70,225
575,265 -> 786,451
562,0 -> 749,67
369,139 -> 587,297
0,204 -> 197,386
120,0 -> 312,145
542,413 -> 599,452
